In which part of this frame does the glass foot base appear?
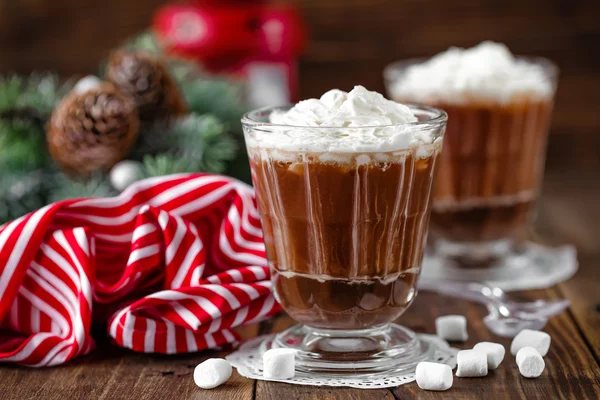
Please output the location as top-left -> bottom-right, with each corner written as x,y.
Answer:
263,323 -> 433,375
422,241 -> 577,291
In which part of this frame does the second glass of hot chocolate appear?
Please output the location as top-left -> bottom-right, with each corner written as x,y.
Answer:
243,86 -> 446,374
385,42 -> 558,267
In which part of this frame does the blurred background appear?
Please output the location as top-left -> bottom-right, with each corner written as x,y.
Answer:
0,0 -> 598,224
1,0 -> 598,136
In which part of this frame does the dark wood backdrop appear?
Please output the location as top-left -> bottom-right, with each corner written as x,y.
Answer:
0,0 -> 599,137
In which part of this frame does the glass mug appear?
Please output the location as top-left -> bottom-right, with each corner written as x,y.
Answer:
242,105 -> 447,374
385,57 -> 558,268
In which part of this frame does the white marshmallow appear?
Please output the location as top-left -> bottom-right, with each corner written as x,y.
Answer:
415,362 -> 453,391
193,358 -> 232,389
510,329 -> 551,356
263,349 -> 296,379
516,346 -> 545,378
435,315 -> 468,342
455,349 -> 488,377
473,342 -> 506,370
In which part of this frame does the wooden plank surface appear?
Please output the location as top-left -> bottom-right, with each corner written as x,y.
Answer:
0,148 -> 599,399
1,290 -> 598,399
537,168 -> 600,364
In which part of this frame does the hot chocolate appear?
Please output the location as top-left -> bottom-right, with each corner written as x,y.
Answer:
251,149 -> 440,329
243,86 -> 446,330
386,42 -> 557,250
429,99 -> 554,243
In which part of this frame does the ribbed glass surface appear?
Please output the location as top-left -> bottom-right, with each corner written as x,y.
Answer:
428,99 -> 554,242
244,141 -> 443,329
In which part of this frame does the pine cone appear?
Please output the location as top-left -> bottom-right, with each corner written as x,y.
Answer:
47,82 -> 140,176
105,51 -> 188,122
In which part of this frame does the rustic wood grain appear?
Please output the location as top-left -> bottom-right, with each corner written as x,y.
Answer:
536,167 -> 600,364
392,290 -> 600,399
0,323 -> 259,400
1,289 -> 598,399
555,253 -> 600,364
0,146 -> 598,398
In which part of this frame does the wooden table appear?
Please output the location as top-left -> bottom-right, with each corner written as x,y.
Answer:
1,144 -> 599,399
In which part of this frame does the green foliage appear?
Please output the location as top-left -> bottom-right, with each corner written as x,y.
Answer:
136,114 -> 238,174
0,171 -> 47,223
122,31 -> 162,54
47,171 -> 116,203
140,155 -> 196,177
181,77 -> 247,130
0,31 -> 250,225
0,120 -> 48,171
0,73 -> 69,116
0,75 -> 24,111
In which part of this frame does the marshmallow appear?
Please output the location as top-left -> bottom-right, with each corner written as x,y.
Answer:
455,349 -> 488,377
473,342 -> 506,370
516,346 -> 545,378
510,329 -> 551,356
193,358 -> 232,389
263,349 -> 296,379
415,362 -> 453,391
435,315 -> 468,342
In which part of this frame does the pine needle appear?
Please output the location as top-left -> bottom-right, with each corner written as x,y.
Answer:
47,171 -> 116,203
0,171 -> 46,224
140,155 -> 196,177
134,114 -> 238,175
0,119 -> 48,171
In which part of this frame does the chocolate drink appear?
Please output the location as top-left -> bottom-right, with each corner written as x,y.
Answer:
427,98 -> 554,243
385,44 -> 558,249
250,147 -> 441,329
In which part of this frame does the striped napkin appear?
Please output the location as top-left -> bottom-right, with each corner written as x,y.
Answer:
0,174 -> 280,367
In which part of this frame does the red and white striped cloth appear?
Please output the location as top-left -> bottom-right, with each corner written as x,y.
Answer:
0,174 -> 280,367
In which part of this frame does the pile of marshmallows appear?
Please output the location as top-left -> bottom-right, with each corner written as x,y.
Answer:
193,348 -> 296,390
192,315 -> 551,391
417,315 -> 551,392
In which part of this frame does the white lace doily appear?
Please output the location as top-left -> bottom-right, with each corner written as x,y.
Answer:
226,334 -> 458,389
421,243 -> 577,291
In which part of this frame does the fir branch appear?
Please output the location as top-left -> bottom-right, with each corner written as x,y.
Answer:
0,119 -> 48,171
0,75 -> 24,111
0,108 -> 46,127
0,72 -> 71,128
180,78 -> 247,130
0,170 -> 46,224
134,114 -> 238,175
140,155 -> 196,177
47,171 -> 116,203
19,73 -> 68,114
122,31 -> 163,54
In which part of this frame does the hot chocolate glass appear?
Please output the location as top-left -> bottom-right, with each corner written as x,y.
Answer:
242,86 -> 447,373
385,42 -> 558,269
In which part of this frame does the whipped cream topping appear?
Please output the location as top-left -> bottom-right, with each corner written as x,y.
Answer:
270,85 -> 418,127
246,86 -> 438,157
389,41 -> 555,105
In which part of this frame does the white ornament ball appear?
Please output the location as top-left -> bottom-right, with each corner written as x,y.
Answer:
73,75 -> 102,94
110,160 -> 143,191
